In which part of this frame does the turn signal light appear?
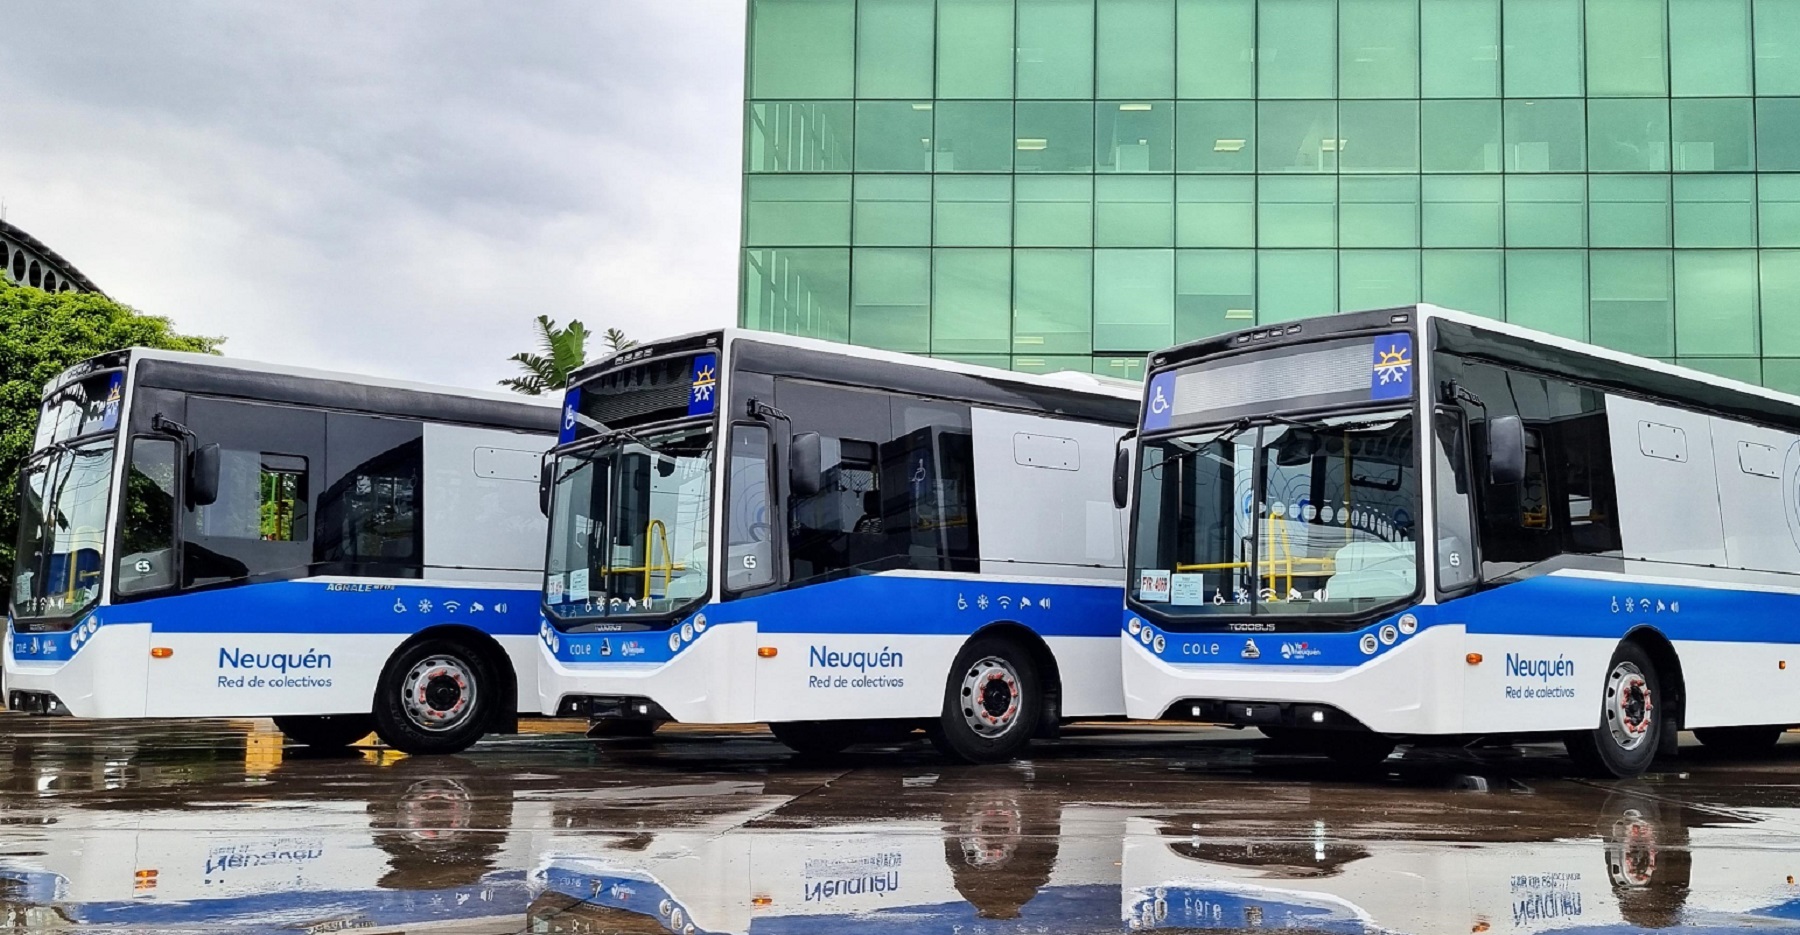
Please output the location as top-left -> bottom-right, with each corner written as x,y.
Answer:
134,869 -> 158,879
752,896 -> 773,908
1465,653 -> 1483,666
150,647 -> 173,659
757,647 -> 778,658
1782,661 -> 1789,670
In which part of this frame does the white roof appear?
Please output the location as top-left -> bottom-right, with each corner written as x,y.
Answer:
113,347 -> 556,408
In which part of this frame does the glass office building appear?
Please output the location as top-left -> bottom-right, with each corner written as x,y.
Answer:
739,0 -> 1800,388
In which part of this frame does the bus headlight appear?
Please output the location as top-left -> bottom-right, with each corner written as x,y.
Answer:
1359,634 -> 1379,655
668,633 -> 682,653
1127,618 -> 1142,636
693,614 -> 707,633
1152,634 -> 1166,654
1139,626 -> 1155,645
681,623 -> 694,642
1398,613 -> 1418,635
1379,624 -> 1398,645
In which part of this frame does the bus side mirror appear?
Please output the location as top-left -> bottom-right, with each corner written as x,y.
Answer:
790,432 -> 823,497
188,444 -> 221,508
538,460 -> 552,517
1487,415 -> 1525,485
1112,443 -> 1131,510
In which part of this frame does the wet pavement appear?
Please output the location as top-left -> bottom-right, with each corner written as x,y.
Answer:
3,718 -> 1800,934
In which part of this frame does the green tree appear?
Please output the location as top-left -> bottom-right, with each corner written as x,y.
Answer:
1,278 -> 220,580
601,327 -> 637,354
499,315 -> 591,396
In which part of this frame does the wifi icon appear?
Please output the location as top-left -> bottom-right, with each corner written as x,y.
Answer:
442,600 -> 461,613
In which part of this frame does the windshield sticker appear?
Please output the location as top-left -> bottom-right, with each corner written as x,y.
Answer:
1137,569 -> 1171,603
1142,371 -> 1175,431
546,574 -> 565,605
1370,333 -> 1414,400
687,353 -> 718,417
558,386 -> 581,444
568,568 -> 590,602
1170,573 -> 1206,606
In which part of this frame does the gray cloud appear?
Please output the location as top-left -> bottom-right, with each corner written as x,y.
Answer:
0,1 -> 744,389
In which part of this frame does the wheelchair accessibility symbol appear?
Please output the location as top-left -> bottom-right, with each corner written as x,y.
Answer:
1143,372 -> 1177,430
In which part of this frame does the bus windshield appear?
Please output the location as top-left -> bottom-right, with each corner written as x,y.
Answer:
545,422 -> 714,625
11,371 -> 125,621
1132,410 -> 1420,623
12,441 -> 117,620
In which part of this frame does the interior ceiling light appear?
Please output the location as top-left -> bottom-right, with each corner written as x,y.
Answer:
1214,139 -> 1246,152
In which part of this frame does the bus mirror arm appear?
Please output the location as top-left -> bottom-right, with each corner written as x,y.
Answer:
153,415 -> 221,508
1487,414 -> 1526,486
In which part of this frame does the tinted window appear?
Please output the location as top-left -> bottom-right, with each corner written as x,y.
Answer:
1443,357 -> 1622,579
116,437 -> 178,595
181,398 -> 323,588
775,378 -> 979,585
316,414 -> 423,572
725,423 -> 775,592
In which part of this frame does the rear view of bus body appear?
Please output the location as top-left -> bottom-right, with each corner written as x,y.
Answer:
536,329 -> 1136,762
6,350 -> 556,754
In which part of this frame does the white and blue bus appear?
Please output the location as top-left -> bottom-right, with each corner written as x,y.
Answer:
1121,304 -> 1800,777
536,329 -> 1137,762
5,349 -> 556,754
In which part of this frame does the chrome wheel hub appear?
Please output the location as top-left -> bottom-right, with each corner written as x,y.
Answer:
1604,661 -> 1654,751
960,656 -> 1022,739
403,655 -> 477,732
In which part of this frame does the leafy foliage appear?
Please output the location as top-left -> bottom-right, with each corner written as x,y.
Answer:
499,317 -> 636,396
0,278 -> 220,581
498,315 -> 590,396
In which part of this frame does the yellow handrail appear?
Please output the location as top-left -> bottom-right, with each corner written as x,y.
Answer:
643,519 -> 674,597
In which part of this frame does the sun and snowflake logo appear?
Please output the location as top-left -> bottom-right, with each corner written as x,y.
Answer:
1369,333 -> 1414,400
687,353 -> 719,415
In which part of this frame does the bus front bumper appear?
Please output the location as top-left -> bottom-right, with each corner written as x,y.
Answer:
1122,624 -> 1469,736
4,621 -> 152,718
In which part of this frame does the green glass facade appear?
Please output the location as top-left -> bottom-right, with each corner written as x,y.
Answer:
739,0 -> 1800,389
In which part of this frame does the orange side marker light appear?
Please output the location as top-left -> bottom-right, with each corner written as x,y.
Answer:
1465,653 -> 1483,666
757,647 -> 778,659
150,647 -> 173,659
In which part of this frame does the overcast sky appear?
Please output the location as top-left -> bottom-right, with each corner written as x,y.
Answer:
0,2 -> 745,390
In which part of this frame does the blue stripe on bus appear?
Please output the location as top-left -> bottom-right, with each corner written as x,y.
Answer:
1133,572 -> 1800,669
0,868 -> 532,931
8,580 -> 541,664
542,574 -> 1124,665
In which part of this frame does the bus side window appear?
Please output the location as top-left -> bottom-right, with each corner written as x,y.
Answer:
725,423 -> 775,592
115,437 -> 178,595
1432,410 -> 1477,593
316,414 -> 423,572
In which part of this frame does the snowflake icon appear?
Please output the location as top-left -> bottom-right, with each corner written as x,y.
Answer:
417,599 -> 433,613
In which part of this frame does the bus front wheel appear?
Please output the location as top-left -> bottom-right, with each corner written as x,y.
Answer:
372,638 -> 500,756
928,636 -> 1043,764
1566,642 -> 1663,779
274,714 -> 374,749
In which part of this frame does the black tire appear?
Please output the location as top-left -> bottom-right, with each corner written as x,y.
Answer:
1566,641 -> 1664,779
274,714 -> 374,749
372,638 -> 501,756
1693,725 -> 1785,756
927,636 -> 1044,764
770,720 -> 863,755
587,719 -> 660,739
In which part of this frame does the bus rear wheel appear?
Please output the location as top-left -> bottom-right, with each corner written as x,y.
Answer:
1566,642 -> 1663,779
770,720 -> 863,756
373,638 -> 499,756
274,714 -> 373,749
928,636 -> 1043,764
1694,725 -> 1785,756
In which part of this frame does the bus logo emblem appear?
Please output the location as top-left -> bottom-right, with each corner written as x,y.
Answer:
1370,334 -> 1413,400
1241,640 -> 1261,659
